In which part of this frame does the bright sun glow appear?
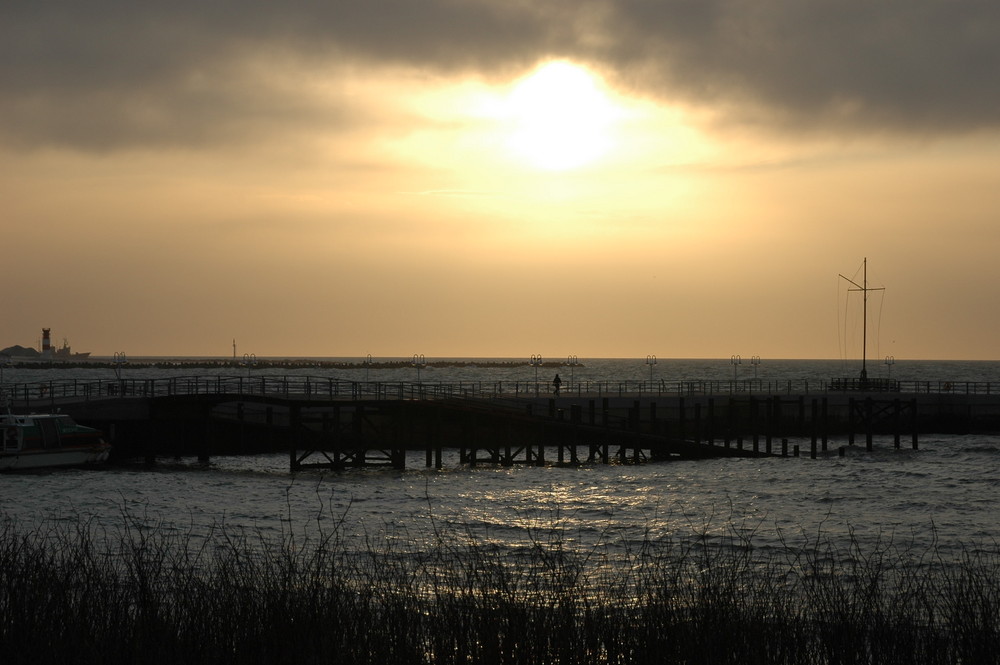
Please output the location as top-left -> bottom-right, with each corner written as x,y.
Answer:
503,61 -> 620,171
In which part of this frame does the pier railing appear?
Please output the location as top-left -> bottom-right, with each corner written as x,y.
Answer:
4,375 -> 1000,410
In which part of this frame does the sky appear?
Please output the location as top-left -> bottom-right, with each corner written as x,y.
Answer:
3,1 -> 1000,361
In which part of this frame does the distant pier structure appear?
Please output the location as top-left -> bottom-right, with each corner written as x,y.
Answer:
7,373 -> 1000,470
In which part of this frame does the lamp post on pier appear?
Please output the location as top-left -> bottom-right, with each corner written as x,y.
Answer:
885,355 -> 895,380
241,354 -> 257,394
241,352 -> 257,378
530,355 -> 543,396
646,355 -> 657,389
731,354 -> 741,383
364,354 -> 373,382
750,355 -> 761,379
113,351 -> 128,380
567,355 -> 579,387
412,354 -> 426,384
113,351 -> 128,396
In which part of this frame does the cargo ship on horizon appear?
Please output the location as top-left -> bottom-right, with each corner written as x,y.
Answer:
0,328 -> 91,360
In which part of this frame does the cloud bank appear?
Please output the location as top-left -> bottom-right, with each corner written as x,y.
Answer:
3,0 -> 998,152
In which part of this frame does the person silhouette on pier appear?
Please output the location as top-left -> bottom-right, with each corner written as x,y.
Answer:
552,373 -> 562,396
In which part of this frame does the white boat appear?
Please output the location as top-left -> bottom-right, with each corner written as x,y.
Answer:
1,411 -> 111,471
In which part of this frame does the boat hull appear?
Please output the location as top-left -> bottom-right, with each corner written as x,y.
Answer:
0,442 -> 111,471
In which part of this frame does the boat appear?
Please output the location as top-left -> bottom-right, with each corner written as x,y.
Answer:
52,338 -> 91,360
1,411 -> 111,471
0,328 -> 91,361
42,328 -> 91,360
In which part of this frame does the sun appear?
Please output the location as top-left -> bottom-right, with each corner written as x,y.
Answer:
503,61 -> 620,171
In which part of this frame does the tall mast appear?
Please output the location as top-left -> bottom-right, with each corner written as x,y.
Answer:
840,258 -> 884,381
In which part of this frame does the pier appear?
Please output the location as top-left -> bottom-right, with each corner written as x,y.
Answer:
7,375 -> 1000,469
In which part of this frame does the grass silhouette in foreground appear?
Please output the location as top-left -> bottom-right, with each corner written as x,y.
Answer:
1,509 -> 997,664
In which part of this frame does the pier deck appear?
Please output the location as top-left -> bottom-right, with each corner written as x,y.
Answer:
6,376 -> 1000,469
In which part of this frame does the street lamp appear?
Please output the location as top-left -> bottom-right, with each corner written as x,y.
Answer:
885,355 -> 895,379
113,351 -> 128,396
731,354 -> 741,382
412,354 -> 426,383
241,352 -> 257,378
113,351 -> 128,380
530,355 -> 543,396
364,353 -> 373,382
567,355 -> 579,386
750,355 -> 761,379
646,355 -> 657,388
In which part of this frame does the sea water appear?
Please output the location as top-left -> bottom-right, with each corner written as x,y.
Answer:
1,359 -> 999,569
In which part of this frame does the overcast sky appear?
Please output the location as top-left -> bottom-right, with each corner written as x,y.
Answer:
3,1 -> 999,361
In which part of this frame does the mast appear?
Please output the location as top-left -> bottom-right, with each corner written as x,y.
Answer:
839,258 -> 884,382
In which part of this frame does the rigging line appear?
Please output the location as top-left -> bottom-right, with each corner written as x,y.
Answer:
840,276 -> 855,367
839,276 -> 851,367
844,289 -> 861,366
876,288 -> 886,368
838,261 -> 863,368
837,276 -> 844,365
842,280 -> 850,367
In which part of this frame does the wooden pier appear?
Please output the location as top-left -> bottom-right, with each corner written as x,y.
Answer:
7,375 -> 999,470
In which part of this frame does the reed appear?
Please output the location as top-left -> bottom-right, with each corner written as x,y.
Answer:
0,510 -> 997,665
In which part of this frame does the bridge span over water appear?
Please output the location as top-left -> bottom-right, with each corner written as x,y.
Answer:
6,375 -> 1000,469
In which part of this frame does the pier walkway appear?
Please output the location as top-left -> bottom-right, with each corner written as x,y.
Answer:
6,376 -> 1000,469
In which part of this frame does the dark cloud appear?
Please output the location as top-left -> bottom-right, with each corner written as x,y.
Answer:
2,0 -> 998,151
600,1 -> 1000,134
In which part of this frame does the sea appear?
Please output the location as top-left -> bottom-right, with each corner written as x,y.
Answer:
2,358 -> 999,571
